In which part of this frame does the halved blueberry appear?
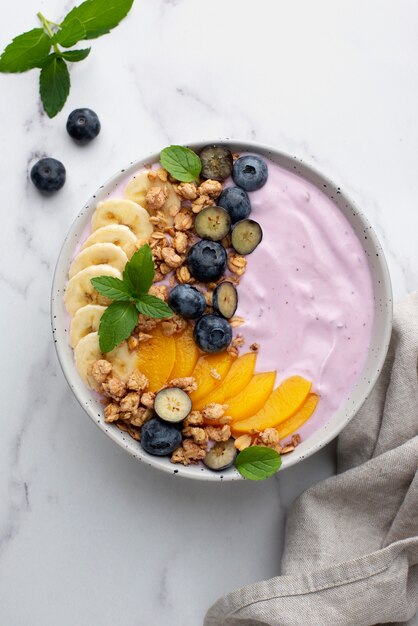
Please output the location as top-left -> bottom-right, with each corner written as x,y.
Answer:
204,438 -> 237,471
232,155 -> 268,191
187,240 -> 227,283
194,314 -> 232,353
231,219 -> 263,255
213,282 -> 238,319
168,284 -> 206,319
140,418 -> 182,456
200,145 -> 233,181
154,388 -> 192,423
194,206 -> 231,242
218,186 -> 251,223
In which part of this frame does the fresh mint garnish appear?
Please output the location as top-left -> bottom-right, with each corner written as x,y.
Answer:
98,301 -> 139,354
91,244 -> 173,353
0,0 -> 134,118
235,446 -> 282,480
160,145 -> 202,183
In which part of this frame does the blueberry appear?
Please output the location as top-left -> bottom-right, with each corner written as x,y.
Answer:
168,284 -> 206,319
66,108 -> 101,144
140,417 -> 182,456
232,155 -> 268,191
187,240 -> 227,283
218,186 -> 251,223
200,145 -> 233,181
194,314 -> 232,353
30,158 -> 66,193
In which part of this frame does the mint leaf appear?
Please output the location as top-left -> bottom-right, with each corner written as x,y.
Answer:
91,276 -> 133,301
160,145 -> 202,183
60,0 -> 134,41
0,28 -> 51,73
135,295 -> 173,319
123,244 -> 154,296
235,446 -> 282,480
54,18 -> 86,48
98,301 -> 138,353
61,48 -> 91,62
39,57 -> 70,118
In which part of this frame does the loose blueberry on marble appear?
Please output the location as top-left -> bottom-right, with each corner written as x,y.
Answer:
194,314 -> 232,353
30,158 -> 66,192
187,240 -> 227,283
232,155 -> 268,191
168,284 -> 206,319
203,438 -> 237,470
200,145 -> 233,181
66,108 -> 101,144
140,417 -> 182,456
217,186 -> 251,223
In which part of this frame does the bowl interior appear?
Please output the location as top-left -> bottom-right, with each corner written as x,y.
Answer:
51,141 -> 392,481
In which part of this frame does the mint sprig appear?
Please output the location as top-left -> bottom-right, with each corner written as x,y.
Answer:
235,446 -> 282,480
0,0 -> 134,118
91,244 -> 173,353
160,146 -> 202,183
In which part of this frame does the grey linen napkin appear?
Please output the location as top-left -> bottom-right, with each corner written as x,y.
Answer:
205,292 -> 418,626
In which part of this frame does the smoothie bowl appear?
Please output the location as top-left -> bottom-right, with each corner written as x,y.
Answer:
52,141 -> 392,481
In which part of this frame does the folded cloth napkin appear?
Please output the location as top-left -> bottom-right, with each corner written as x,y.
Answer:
205,292 -> 418,626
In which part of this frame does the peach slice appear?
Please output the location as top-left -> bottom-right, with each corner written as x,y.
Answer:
190,352 -> 234,406
232,376 -> 312,435
136,326 -> 176,392
276,393 -> 319,439
195,352 -> 257,409
170,326 -> 200,379
227,371 -> 276,421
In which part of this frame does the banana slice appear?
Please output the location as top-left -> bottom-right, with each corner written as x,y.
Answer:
124,170 -> 180,225
74,331 -> 104,391
74,331 -> 138,391
69,243 -> 128,279
70,304 -> 106,348
107,340 -> 137,382
64,264 -> 122,316
81,224 -> 138,258
91,199 -> 153,240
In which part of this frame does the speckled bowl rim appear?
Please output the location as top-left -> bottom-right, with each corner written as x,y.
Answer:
51,140 -> 393,481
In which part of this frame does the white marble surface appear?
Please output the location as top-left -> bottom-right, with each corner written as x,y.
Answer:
1,1 -> 417,624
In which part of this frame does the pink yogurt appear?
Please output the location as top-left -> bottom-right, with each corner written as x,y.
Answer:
233,157 -> 374,437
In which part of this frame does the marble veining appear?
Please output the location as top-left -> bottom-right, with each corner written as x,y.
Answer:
1,0 -> 417,624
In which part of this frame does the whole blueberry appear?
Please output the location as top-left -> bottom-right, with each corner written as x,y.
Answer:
30,158 -> 66,193
141,418 -> 182,456
218,186 -> 251,223
168,284 -> 206,319
194,314 -> 232,353
232,155 -> 268,191
66,108 -> 101,144
187,240 -> 227,283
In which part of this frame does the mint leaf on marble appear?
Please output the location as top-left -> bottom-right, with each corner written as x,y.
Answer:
235,446 -> 282,480
98,301 -> 138,353
40,57 -> 70,118
54,18 -> 86,48
0,2 -> 134,117
60,0 -> 135,40
160,146 -> 202,182
0,29 -> 51,72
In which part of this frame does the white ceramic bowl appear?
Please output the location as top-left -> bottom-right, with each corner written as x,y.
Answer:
52,140 -> 392,481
